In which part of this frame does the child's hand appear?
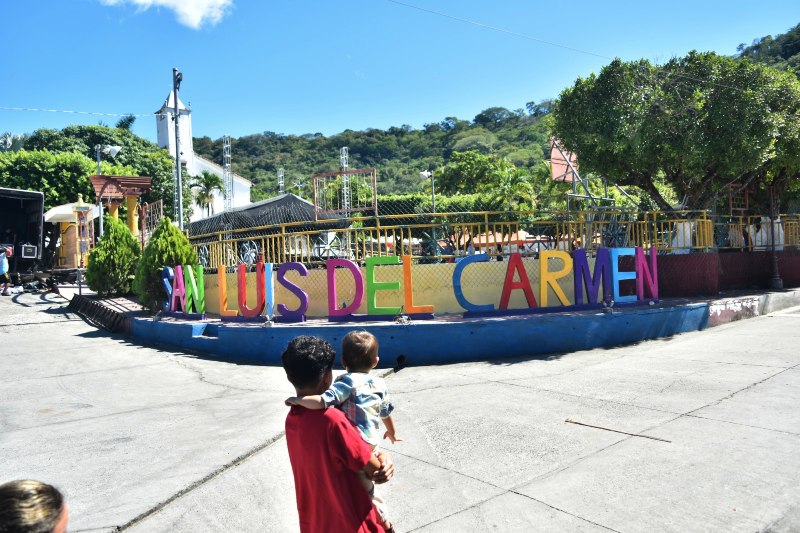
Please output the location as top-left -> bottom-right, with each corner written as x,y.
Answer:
383,431 -> 402,444
284,397 -> 298,407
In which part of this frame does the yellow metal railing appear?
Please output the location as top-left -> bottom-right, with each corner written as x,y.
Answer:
190,209 -> 800,268
711,215 -> 799,251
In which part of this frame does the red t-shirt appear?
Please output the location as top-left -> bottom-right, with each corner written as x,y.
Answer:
285,405 -> 384,533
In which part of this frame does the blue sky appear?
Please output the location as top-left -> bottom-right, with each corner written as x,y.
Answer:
2,0 -> 799,144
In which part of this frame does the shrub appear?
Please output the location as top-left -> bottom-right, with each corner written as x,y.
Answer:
85,215 -> 141,296
134,217 -> 198,311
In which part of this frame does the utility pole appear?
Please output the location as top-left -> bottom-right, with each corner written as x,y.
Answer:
340,147 -> 350,211
173,67 -> 184,230
96,147 -> 104,238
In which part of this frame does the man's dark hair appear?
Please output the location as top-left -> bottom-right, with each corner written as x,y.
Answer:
282,336 -> 336,388
341,330 -> 379,372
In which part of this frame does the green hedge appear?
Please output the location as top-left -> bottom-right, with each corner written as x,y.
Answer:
85,216 -> 140,296
134,217 -> 198,311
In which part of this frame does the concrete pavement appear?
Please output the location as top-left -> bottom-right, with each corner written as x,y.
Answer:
1,291 -> 799,532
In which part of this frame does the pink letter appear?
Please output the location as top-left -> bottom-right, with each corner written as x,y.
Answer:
327,259 -> 364,317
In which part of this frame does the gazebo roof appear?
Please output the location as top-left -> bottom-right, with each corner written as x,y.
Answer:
90,175 -> 152,201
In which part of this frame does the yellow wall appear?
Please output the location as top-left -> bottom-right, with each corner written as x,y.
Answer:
203,256 -> 590,317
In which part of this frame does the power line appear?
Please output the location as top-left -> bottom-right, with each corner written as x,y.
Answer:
384,0 -> 612,60
384,0 -> 759,94
0,105 -> 156,118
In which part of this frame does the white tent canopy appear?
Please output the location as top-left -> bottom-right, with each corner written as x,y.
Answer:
44,203 -> 101,223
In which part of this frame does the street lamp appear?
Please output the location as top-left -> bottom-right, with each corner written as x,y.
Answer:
769,185 -> 783,289
420,170 -> 436,214
420,169 -> 437,245
95,144 -> 122,237
172,67 -> 184,230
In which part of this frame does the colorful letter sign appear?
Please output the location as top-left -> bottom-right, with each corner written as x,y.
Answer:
163,247 -> 659,321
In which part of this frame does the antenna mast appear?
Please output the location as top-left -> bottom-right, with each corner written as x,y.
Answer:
223,135 -> 233,211
278,168 -> 285,194
340,147 -> 350,211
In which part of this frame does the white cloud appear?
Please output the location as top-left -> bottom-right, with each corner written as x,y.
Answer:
101,0 -> 233,29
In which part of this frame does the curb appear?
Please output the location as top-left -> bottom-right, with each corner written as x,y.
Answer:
76,288 -> 800,366
68,294 -> 131,334
707,289 -> 800,327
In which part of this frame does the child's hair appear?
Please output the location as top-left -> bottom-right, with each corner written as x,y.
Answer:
341,330 -> 379,372
0,479 -> 64,533
282,336 -> 336,388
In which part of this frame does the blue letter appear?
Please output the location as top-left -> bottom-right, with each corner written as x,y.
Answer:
453,254 -> 494,312
609,248 -> 637,303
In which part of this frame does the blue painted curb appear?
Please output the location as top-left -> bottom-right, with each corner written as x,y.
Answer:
130,302 -> 710,367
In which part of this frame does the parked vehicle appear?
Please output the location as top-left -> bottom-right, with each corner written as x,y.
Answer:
0,187 -> 44,282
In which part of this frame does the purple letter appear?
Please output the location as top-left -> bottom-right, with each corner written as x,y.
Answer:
277,262 -> 309,320
573,248 -> 612,305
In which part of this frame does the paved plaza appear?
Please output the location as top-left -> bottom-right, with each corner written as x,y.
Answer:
1,291 -> 799,532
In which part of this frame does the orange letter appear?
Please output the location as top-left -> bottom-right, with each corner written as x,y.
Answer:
217,267 -> 238,317
402,255 -> 434,314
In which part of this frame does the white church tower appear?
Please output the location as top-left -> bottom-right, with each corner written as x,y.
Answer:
155,93 -> 196,176
154,91 -> 252,222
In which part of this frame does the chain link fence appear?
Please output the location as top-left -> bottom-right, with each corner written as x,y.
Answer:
187,194 -> 799,314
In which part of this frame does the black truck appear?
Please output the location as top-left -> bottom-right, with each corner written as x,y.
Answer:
0,187 -> 44,282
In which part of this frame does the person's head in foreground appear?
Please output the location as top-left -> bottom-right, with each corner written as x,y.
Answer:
282,335 -> 336,395
0,480 -> 68,533
341,330 -> 380,373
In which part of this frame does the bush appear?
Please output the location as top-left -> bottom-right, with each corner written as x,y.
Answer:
134,217 -> 198,311
85,216 -> 141,296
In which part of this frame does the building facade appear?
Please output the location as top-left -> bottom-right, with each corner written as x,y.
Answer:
155,93 -> 252,222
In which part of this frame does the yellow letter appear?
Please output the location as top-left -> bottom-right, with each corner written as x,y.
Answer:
539,250 -> 572,307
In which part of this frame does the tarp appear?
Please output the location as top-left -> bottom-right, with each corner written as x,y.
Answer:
187,193 -> 348,239
44,203 -> 101,223
550,138 -> 578,183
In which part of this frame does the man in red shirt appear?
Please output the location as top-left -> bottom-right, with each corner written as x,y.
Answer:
282,335 -> 395,533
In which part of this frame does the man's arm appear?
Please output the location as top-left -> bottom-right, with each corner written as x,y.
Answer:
284,395 -> 325,409
363,450 -> 394,484
326,411 -> 394,484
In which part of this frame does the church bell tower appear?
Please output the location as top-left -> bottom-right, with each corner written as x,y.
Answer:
155,93 -> 195,176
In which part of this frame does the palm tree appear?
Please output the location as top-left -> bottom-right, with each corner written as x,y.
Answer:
483,167 -> 533,211
191,171 -> 226,217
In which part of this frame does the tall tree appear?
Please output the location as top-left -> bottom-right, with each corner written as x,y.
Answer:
436,151 -> 515,195
23,125 -> 181,218
553,52 -> 800,211
0,150 -> 95,209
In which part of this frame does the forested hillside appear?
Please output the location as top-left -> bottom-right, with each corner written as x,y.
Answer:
737,22 -> 800,76
193,102 -> 555,201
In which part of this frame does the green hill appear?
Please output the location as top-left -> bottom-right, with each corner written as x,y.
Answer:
192,102 -> 554,202
737,22 -> 800,76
